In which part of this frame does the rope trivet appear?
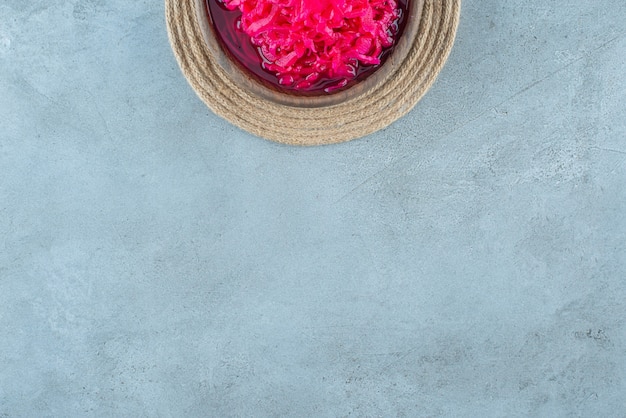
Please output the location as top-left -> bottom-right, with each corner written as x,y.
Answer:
166,0 -> 461,146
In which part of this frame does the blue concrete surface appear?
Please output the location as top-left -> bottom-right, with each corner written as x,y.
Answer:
1,0 -> 625,416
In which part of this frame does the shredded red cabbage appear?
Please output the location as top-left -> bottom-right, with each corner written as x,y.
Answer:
220,0 -> 400,91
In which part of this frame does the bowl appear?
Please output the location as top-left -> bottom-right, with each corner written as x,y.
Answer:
195,0 -> 425,108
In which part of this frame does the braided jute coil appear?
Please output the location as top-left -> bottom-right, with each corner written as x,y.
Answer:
166,0 -> 461,146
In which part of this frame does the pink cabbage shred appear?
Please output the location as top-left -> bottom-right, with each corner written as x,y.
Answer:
220,0 -> 400,91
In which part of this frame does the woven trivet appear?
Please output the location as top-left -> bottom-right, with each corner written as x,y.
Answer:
166,0 -> 461,146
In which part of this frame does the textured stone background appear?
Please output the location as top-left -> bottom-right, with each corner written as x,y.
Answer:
1,0 -> 625,416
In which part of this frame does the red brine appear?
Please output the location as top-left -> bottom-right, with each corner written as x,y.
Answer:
207,0 -> 409,94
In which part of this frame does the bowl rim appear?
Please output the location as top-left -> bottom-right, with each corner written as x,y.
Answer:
195,0 -> 425,108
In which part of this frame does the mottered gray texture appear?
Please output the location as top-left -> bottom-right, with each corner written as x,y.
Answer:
1,0 -> 625,416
